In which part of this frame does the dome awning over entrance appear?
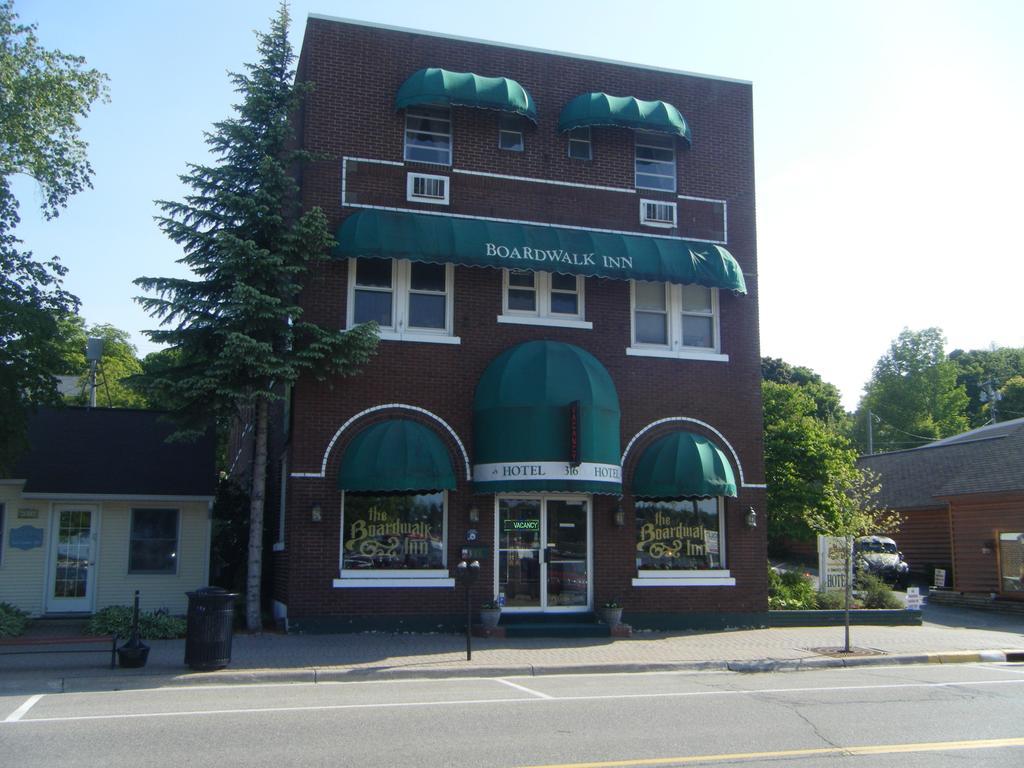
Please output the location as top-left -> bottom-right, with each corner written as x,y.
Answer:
473,341 -> 622,494
631,431 -> 737,499
337,419 -> 456,493
335,210 -> 746,293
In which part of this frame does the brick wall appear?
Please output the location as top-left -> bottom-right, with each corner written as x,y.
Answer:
275,17 -> 766,623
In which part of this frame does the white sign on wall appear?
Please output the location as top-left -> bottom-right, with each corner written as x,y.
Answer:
817,535 -> 852,593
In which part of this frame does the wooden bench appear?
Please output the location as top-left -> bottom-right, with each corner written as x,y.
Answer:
0,634 -> 117,668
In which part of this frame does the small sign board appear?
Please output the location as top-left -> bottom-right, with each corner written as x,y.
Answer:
817,535 -> 852,593
17,508 -> 39,519
460,546 -> 490,560
503,519 -> 540,532
905,587 -> 923,610
933,568 -> 947,589
9,525 -> 44,551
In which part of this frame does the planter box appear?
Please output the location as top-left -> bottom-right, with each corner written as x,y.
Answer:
769,609 -> 922,627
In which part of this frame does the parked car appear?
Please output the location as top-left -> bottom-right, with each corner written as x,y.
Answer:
854,536 -> 909,585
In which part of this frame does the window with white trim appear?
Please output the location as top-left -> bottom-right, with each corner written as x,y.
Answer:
406,172 -> 449,205
348,258 -> 456,342
632,498 -> 733,586
129,508 -> 179,574
500,269 -> 588,327
498,115 -> 524,152
631,281 -> 720,355
640,199 -> 676,228
404,107 -> 451,165
275,457 -> 287,550
635,132 -> 676,192
567,127 -> 591,160
337,492 -> 451,587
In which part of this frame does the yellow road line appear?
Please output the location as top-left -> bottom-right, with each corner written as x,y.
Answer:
519,737 -> 1024,767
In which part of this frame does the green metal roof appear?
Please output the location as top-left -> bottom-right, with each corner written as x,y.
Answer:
558,92 -> 691,145
335,210 -> 746,293
396,67 -> 537,123
472,341 -> 622,494
631,431 -> 737,499
338,419 -> 456,493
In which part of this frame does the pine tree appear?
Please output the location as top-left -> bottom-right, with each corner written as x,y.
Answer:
135,4 -> 378,631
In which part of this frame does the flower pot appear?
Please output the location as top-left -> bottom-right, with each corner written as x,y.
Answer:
479,608 -> 502,630
600,606 -> 623,626
117,640 -> 150,668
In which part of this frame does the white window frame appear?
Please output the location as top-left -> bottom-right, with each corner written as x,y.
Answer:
334,491 -> 454,588
627,281 -> 727,362
639,199 -> 677,229
632,498 -> 734,587
567,127 -> 592,160
347,258 -> 460,345
498,114 -> 524,152
498,269 -> 592,329
634,132 -> 676,192
403,107 -> 452,166
406,172 -> 449,205
273,457 -> 287,552
127,508 -> 181,576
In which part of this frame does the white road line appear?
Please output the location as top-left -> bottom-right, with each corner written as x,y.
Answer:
4,678 -> 1023,725
5,694 -> 44,723
495,678 -> 554,699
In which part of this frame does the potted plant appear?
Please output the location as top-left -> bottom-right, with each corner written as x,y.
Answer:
479,600 -> 502,630
599,599 -> 623,627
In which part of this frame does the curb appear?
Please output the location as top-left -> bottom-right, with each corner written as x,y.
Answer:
3,648 -> 1020,694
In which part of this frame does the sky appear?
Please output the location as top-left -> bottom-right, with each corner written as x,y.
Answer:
11,0 -> 1024,410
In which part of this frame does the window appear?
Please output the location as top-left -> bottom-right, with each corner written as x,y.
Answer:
640,199 -> 677,228
406,172 -> 449,205
629,280 -> 724,360
0,503 -> 4,565
498,115 -> 524,152
348,258 -> 457,343
635,132 -> 676,191
337,492 -> 451,586
632,498 -> 734,586
998,532 -> 1023,594
500,269 -> 590,328
404,107 -> 451,165
129,509 -> 179,574
274,457 -> 287,551
567,127 -> 591,160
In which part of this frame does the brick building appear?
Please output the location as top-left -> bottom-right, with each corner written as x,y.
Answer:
267,15 -> 767,632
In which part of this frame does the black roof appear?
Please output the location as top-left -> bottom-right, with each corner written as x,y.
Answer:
858,417 -> 1024,508
10,407 -> 216,497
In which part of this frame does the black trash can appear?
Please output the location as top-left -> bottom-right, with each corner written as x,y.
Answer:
185,587 -> 238,671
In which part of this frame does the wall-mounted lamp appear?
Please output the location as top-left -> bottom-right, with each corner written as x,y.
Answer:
744,507 -> 757,529
613,506 -> 625,527
311,502 -> 322,523
981,540 -> 995,555
468,506 -> 480,523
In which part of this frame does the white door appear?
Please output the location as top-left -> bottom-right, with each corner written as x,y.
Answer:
46,505 -> 98,613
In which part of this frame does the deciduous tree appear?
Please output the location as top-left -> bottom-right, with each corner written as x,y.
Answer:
135,4 -> 377,631
0,0 -> 108,471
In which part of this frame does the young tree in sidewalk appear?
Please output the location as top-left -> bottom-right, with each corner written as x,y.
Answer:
0,0 -> 108,471
135,4 -> 378,631
806,469 -> 900,653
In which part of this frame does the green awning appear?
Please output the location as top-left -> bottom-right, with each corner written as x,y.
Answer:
473,341 -> 622,494
558,93 -> 691,146
396,67 -> 537,123
335,210 -> 746,293
338,419 -> 456,493
631,431 -> 737,499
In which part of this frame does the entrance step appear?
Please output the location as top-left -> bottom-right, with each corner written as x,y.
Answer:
499,612 -> 612,638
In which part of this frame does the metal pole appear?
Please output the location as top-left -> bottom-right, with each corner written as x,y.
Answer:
465,578 -> 472,661
866,410 -> 874,455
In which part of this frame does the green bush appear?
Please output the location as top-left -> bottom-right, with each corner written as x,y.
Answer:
815,590 -> 862,610
857,573 -> 902,609
86,606 -> 186,639
0,602 -> 30,638
767,568 -> 818,610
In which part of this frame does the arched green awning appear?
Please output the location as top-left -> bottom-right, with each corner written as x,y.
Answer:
338,419 -> 456,493
631,431 -> 737,499
396,67 -> 537,123
335,210 -> 746,293
558,92 -> 691,146
473,341 -> 621,494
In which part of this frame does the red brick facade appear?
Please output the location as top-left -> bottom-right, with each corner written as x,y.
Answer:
269,17 -> 767,630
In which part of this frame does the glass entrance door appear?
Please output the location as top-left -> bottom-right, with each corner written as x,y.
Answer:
497,496 -> 590,611
47,506 -> 97,613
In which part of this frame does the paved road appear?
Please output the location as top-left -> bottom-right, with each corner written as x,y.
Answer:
3,662 -> 1022,767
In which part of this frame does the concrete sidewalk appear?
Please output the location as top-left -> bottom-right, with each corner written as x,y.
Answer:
1,604 -> 1021,694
